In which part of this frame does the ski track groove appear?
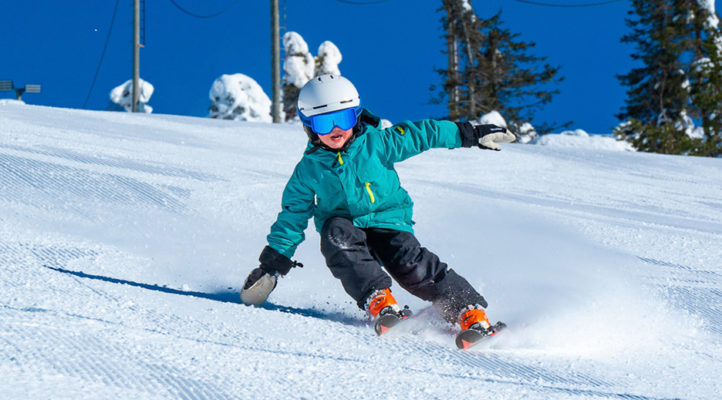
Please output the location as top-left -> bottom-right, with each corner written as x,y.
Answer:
663,286 -> 722,335
447,345 -> 606,387
638,257 -> 722,336
1,142 -> 219,182
3,312 -> 240,400
638,257 -> 722,279
0,152 -> 186,213
10,301 -> 620,399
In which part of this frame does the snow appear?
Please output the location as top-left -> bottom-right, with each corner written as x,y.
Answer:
698,0 -> 720,29
208,73 -> 272,122
109,79 -> 154,113
282,32 -> 314,89
315,41 -> 342,76
535,131 -> 635,151
1,101 -> 721,399
479,110 -> 539,144
0,99 -> 24,105
479,110 -> 507,128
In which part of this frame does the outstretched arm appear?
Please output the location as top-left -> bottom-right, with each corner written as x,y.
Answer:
380,119 -> 515,163
380,119 -> 461,163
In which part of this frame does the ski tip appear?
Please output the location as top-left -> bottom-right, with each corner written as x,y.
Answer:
455,321 -> 507,350
374,313 -> 402,336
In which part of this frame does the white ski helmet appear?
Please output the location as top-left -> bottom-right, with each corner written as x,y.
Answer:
297,74 -> 360,118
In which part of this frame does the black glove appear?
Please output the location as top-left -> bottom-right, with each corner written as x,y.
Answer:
258,246 -> 303,276
457,122 -> 516,151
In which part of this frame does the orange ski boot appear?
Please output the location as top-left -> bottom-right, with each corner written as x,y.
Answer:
458,305 -> 492,332
365,288 -> 411,335
455,305 -> 505,350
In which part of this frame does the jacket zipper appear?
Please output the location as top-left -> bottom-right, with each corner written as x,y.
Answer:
364,182 -> 376,204
335,151 -> 373,204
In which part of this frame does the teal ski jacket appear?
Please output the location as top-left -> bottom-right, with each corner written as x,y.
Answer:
267,109 -> 464,258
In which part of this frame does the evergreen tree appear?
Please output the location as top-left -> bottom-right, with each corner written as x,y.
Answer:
434,1 -> 566,134
684,1 -> 722,156
617,0 -> 722,156
472,11 -> 565,133
281,32 -> 314,122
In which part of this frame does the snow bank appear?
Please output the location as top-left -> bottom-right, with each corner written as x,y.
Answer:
536,130 -> 635,151
208,73 -> 272,122
0,99 -> 24,105
479,110 -> 538,144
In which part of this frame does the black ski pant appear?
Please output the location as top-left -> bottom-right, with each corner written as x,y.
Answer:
320,217 -> 487,323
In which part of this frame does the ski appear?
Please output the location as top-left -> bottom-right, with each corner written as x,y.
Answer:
455,321 -> 506,350
374,306 -> 413,336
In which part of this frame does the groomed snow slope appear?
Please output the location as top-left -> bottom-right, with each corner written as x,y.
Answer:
1,102 -> 721,399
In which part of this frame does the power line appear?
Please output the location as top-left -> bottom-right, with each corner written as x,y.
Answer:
167,0 -> 240,19
513,0 -> 624,7
334,0 -> 391,5
83,0 -> 120,109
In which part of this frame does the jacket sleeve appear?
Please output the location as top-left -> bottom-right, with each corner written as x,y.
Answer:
378,119 -> 463,163
266,163 -> 315,259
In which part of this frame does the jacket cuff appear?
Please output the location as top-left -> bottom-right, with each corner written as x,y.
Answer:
456,122 -> 477,148
259,245 -> 294,276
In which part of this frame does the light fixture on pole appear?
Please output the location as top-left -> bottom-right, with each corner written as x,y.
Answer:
0,80 -> 42,101
0,80 -> 14,92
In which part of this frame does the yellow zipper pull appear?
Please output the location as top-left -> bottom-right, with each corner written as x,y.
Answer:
337,152 -> 344,166
365,182 -> 375,203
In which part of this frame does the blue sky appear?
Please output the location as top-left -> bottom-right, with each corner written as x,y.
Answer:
2,0 -> 713,133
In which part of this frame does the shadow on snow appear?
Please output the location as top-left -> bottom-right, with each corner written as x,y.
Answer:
44,264 -> 361,326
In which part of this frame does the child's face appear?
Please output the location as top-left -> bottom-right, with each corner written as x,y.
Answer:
318,127 -> 353,150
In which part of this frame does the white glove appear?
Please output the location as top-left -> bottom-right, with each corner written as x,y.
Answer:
475,124 -> 517,151
240,267 -> 277,306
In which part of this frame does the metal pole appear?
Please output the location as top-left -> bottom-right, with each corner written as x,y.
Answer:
132,0 -> 140,112
271,0 -> 281,123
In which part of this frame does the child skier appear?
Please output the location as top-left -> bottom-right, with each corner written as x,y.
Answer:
241,74 -> 514,341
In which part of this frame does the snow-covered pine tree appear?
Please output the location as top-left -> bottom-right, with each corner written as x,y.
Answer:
435,1 -> 565,134
616,0 -> 695,154
280,34 -> 343,122
208,74 -> 272,122
314,41 -> 342,77
684,1 -> 722,156
109,79 -> 154,113
282,32 -> 315,121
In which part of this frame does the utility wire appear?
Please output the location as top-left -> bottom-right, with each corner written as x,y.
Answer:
514,0 -> 624,7
167,0 -> 240,18
83,0 -> 120,109
334,0 -> 391,5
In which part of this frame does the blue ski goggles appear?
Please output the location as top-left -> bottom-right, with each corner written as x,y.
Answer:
299,107 -> 362,135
